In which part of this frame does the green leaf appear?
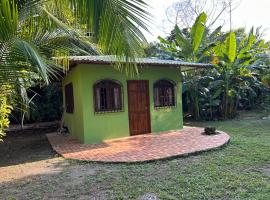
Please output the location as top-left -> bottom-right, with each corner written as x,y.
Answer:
247,27 -> 256,49
209,26 -> 222,40
158,36 -> 172,46
225,32 -> 236,63
212,88 -> 222,99
209,80 -> 223,89
191,12 -> 207,53
174,25 -> 191,51
211,99 -> 221,106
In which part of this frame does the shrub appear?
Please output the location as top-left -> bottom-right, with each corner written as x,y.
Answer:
10,84 -> 62,125
0,95 -> 12,141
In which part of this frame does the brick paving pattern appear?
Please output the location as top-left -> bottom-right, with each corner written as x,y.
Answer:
47,127 -> 230,163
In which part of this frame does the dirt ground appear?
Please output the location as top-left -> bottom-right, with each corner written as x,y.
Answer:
0,130 -> 112,199
0,130 -> 61,181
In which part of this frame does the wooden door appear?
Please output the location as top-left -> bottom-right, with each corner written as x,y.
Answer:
127,80 -> 151,136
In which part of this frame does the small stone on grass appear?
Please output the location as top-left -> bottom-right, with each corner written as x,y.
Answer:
138,193 -> 160,200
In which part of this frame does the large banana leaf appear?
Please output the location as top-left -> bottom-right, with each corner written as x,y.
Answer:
225,32 -> 236,63
191,12 -> 207,53
174,25 -> 193,57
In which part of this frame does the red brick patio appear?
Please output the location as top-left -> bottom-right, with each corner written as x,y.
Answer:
46,127 -> 230,163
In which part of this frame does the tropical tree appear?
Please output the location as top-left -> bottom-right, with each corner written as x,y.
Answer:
0,0 -> 150,139
212,28 -> 270,118
157,12 -> 270,120
1,0 -> 150,85
158,12 -> 222,119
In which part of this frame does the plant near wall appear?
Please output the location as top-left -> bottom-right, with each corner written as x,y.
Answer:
0,90 -> 12,141
199,78 -> 223,120
158,12 -> 222,119
158,13 -> 206,120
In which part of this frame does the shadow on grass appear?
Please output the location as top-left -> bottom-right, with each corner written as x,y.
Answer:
0,131 -> 56,167
0,158 -> 108,199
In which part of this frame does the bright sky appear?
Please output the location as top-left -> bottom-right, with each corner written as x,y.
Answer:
144,0 -> 270,42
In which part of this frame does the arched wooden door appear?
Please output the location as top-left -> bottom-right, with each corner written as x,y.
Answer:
127,80 -> 151,136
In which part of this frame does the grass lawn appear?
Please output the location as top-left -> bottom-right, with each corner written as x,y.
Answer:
0,110 -> 270,199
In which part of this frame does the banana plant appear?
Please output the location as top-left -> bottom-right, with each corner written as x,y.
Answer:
158,12 -> 221,119
158,11 -> 270,120
199,78 -> 223,120
158,12 -> 209,62
213,28 -> 270,118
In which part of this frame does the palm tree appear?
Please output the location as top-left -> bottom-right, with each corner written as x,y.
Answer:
0,0 -> 151,139
1,0 -> 150,86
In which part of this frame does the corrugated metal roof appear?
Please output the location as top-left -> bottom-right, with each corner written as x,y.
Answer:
66,56 -> 213,68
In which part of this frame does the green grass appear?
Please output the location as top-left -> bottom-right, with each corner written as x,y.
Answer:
84,110 -> 270,199
1,110 -> 270,199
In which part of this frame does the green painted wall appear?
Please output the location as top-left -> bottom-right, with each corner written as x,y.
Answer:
63,64 -> 183,144
62,67 -> 85,142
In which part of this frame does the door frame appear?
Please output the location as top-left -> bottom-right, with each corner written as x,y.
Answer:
127,80 -> 151,136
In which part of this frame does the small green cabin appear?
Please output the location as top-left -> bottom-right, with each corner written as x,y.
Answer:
62,56 -> 210,144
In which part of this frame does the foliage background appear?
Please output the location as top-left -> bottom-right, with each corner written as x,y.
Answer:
151,12 -> 270,120
10,84 -> 62,125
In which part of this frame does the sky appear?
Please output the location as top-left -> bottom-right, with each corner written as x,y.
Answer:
144,0 -> 270,42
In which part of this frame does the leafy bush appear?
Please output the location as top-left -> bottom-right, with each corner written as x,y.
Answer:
10,84 -> 62,125
0,95 -> 12,141
29,84 -> 63,122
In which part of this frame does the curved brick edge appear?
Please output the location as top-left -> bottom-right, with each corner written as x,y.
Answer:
66,137 -> 230,165
69,132 -> 230,164
47,128 -> 231,164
